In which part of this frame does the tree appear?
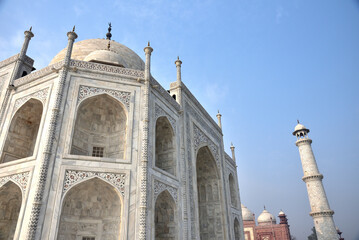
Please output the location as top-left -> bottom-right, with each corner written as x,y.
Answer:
308,227 -> 318,240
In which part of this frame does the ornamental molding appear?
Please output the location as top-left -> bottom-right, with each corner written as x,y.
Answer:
155,103 -> 176,134
302,174 -> 323,182
14,61 -> 63,87
0,171 -> 30,196
310,210 -> 334,217
0,54 -> 19,68
70,60 -> 145,79
193,124 -> 221,170
77,85 -> 131,109
232,212 -> 240,221
63,170 -> 126,196
153,179 -> 178,203
14,87 -> 49,112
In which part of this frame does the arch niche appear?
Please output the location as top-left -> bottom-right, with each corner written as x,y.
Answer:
154,190 -> 177,240
1,98 -> 43,163
229,173 -> 239,208
0,181 -> 22,240
57,178 -> 122,240
155,116 -> 176,176
234,217 -> 240,240
70,94 -> 127,159
196,146 -> 224,239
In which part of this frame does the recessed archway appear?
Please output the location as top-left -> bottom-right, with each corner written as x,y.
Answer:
196,146 -> 224,239
234,217 -> 240,240
154,190 -> 177,240
71,94 -> 127,159
155,116 -> 176,176
229,173 -> 238,208
57,178 -> 122,240
1,98 -> 43,163
0,181 -> 22,240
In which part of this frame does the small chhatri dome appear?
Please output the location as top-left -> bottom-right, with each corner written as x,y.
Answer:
278,210 -> 285,216
257,209 -> 276,225
50,39 -> 145,70
241,204 -> 255,221
293,120 -> 310,136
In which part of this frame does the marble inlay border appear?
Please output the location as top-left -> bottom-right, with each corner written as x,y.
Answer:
14,87 -> 49,111
153,179 -> 178,203
63,170 -> 126,196
0,171 -> 30,196
77,85 -> 131,109
155,103 -> 176,134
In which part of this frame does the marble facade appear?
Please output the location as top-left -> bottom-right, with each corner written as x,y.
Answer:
0,28 -> 245,240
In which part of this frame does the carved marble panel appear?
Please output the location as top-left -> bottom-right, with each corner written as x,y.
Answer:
153,179 -> 178,203
63,170 -> 126,196
77,85 -> 131,109
0,172 -> 30,195
14,88 -> 49,112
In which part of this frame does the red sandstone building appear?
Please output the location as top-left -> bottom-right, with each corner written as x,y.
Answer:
242,205 -> 291,240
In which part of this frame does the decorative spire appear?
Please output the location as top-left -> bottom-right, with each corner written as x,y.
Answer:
148,41 -> 150,46
264,205 -> 266,210
297,119 -> 300,124
72,25 -> 76,32
29,26 -> 32,32
106,22 -> 112,40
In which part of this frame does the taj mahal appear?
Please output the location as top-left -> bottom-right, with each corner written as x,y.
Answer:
0,25 -> 340,240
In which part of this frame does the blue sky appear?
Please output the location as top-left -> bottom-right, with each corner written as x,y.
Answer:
1,0 -> 358,239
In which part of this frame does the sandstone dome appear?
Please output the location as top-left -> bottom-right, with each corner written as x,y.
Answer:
50,39 -> 145,70
257,209 -> 276,225
241,204 -> 255,221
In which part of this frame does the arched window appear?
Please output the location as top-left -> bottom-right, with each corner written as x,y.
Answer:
70,94 -> 127,159
229,173 -> 239,208
196,146 -> 224,239
155,116 -> 176,176
234,217 -> 240,240
0,181 -> 22,239
155,190 -> 177,239
58,178 -> 122,240
1,99 -> 43,163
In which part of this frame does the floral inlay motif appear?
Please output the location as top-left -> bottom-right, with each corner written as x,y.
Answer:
154,179 -> 178,203
0,172 -> 30,195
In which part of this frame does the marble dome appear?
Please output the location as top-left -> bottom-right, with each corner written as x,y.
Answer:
241,204 -> 255,221
257,209 -> 276,225
50,39 -> 145,70
294,123 -> 306,132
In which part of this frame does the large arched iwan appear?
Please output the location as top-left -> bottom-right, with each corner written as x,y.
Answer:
1,98 -> 43,163
71,94 -> 127,159
196,146 -> 224,239
57,177 -> 123,240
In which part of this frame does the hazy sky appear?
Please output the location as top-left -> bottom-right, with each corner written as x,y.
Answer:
1,0 -> 358,239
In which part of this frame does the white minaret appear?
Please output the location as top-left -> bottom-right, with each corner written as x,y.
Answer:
293,121 -> 339,240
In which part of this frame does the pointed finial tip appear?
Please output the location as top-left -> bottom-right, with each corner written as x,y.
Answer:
72,25 -> 76,32
177,56 -> 179,60
297,119 -> 300,124
148,41 -> 150,46
29,26 -> 32,32
264,205 -> 266,210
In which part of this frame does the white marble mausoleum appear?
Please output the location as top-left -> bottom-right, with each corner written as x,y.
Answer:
0,26 -> 245,240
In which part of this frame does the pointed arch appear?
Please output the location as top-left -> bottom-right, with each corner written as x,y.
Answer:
229,173 -> 239,208
0,181 -> 22,239
155,116 -> 176,176
70,94 -> 127,159
196,146 -> 224,239
234,217 -> 240,240
57,177 -> 122,240
154,190 -> 177,240
1,98 -> 43,163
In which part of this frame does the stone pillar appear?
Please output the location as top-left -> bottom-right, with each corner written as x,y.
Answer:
25,28 -> 77,240
293,123 -> 338,240
216,110 -> 222,129
139,42 -> 153,240
230,143 -> 236,162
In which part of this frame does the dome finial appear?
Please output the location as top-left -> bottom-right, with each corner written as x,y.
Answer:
29,26 -> 32,32
72,25 -> 76,32
148,41 -> 150,46
106,22 -> 112,40
264,205 -> 266,210
297,119 -> 300,124
107,40 -> 111,50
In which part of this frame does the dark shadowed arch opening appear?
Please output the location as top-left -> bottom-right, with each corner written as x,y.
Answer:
196,146 -> 224,239
155,116 -> 176,176
229,173 -> 238,208
155,190 -> 177,240
1,98 -> 43,163
71,94 -> 127,159
234,217 -> 240,240
57,178 -> 122,240
0,181 -> 22,239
